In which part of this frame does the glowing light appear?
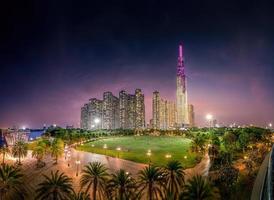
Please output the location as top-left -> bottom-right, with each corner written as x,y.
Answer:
116,147 -> 121,151
94,118 -> 100,124
22,126 -> 26,130
184,155 -> 187,159
269,123 -> 272,127
206,114 -> 213,120
165,154 -> 172,158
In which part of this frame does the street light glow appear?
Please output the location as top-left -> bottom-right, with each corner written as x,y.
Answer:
94,118 -> 100,124
206,114 -> 213,120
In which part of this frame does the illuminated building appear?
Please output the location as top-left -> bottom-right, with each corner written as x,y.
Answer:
102,92 -> 120,130
81,89 -> 145,130
152,91 -> 160,129
176,43 -> 189,127
80,104 -> 89,130
152,91 -> 176,130
135,89 -> 145,129
188,104 -> 195,127
88,98 -> 103,129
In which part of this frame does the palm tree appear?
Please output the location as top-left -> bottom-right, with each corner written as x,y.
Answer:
50,138 -> 64,164
107,169 -> 137,200
138,165 -> 165,200
0,164 -> 27,200
12,140 -> 28,165
69,191 -> 90,200
179,175 -> 220,200
32,143 -> 46,167
163,160 -> 185,199
80,162 -> 109,200
0,145 -> 10,165
35,170 -> 73,200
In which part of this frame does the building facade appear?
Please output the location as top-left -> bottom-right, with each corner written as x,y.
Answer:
152,91 -> 176,130
188,104 -> 195,128
176,43 -> 189,127
81,89 -> 145,130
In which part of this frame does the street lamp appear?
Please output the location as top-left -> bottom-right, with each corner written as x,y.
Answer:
165,154 -> 172,159
147,150 -> 152,165
103,144 -> 108,155
75,160 -> 81,176
206,114 -> 213,127
116,147 -> 121,158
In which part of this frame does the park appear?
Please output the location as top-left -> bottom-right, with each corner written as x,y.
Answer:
76,135 -> 198,167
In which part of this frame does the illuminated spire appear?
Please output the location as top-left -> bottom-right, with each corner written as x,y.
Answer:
177,43 -> 185,77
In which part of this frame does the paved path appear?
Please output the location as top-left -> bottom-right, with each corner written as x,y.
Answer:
4,149 -> 210,199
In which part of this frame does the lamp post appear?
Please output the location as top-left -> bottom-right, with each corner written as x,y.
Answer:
165,154 -> 172,159
75,160 -> 81,176
103,144 -> 107,155
147,149 -> 152,165
116,147 -> 121,158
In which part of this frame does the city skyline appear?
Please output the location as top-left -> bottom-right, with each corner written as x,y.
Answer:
1,0 -> 274,128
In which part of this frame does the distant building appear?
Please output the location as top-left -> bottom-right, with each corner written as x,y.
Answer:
188,104 -> 195,127
88,98 -> 103,129
80,104 -> 89,130
176,43 -> 189,127
102,92 -> 120,130
81,89 -> 145,130
152,91 -> 176,130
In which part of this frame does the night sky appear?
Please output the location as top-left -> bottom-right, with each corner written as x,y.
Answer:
1,0 -> 274,128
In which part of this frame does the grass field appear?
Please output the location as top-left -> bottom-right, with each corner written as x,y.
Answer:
77,136 -> 197,168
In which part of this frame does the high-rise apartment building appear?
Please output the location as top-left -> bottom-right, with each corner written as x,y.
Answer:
135,89 -> 145,129
176,43 -> 189,127
152,91 -> 176,130
81,89 -> 145,130
80,104 -> 89,130
188,104 -> 195,127
152,91 -> 160,129
88,98 -> 103,129
102,92 -> 120,130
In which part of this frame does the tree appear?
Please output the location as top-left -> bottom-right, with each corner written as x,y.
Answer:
222,132 -> 237,152
191,135 -> 206,154
35,170 -> 73,200
107,169 -> 137,200
214,165 -> 239,197
163,160 -> 185,199
0,145 -> 10,165
138,165 -> 165,200
12,140 -> 28,165
32,143 -> 46,168
50,138 -> 64,164
80,162 -> 108,200
180,175 -> 220,200
69,191 -> 90,200
0,164 -> 27,200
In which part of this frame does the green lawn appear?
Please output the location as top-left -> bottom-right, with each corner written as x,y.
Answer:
77,136 -> 197,168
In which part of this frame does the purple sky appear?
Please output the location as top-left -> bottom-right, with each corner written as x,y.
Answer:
0,0 -> 273,128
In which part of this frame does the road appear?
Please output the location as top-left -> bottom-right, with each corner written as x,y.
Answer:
4,149 -> 210,199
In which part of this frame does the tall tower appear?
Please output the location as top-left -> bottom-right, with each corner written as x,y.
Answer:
176,43 -> 189,127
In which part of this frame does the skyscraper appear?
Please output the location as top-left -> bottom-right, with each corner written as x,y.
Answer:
188,104 -> 195,127
135,89 -> 145,129
119,90 -> 129,129
80,104 -> 89,130
152,91 -> 160,129
88,98 -> 103,129
102,92 -> 120,130
152,91 -> 176,130
176,43 -> 189,127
